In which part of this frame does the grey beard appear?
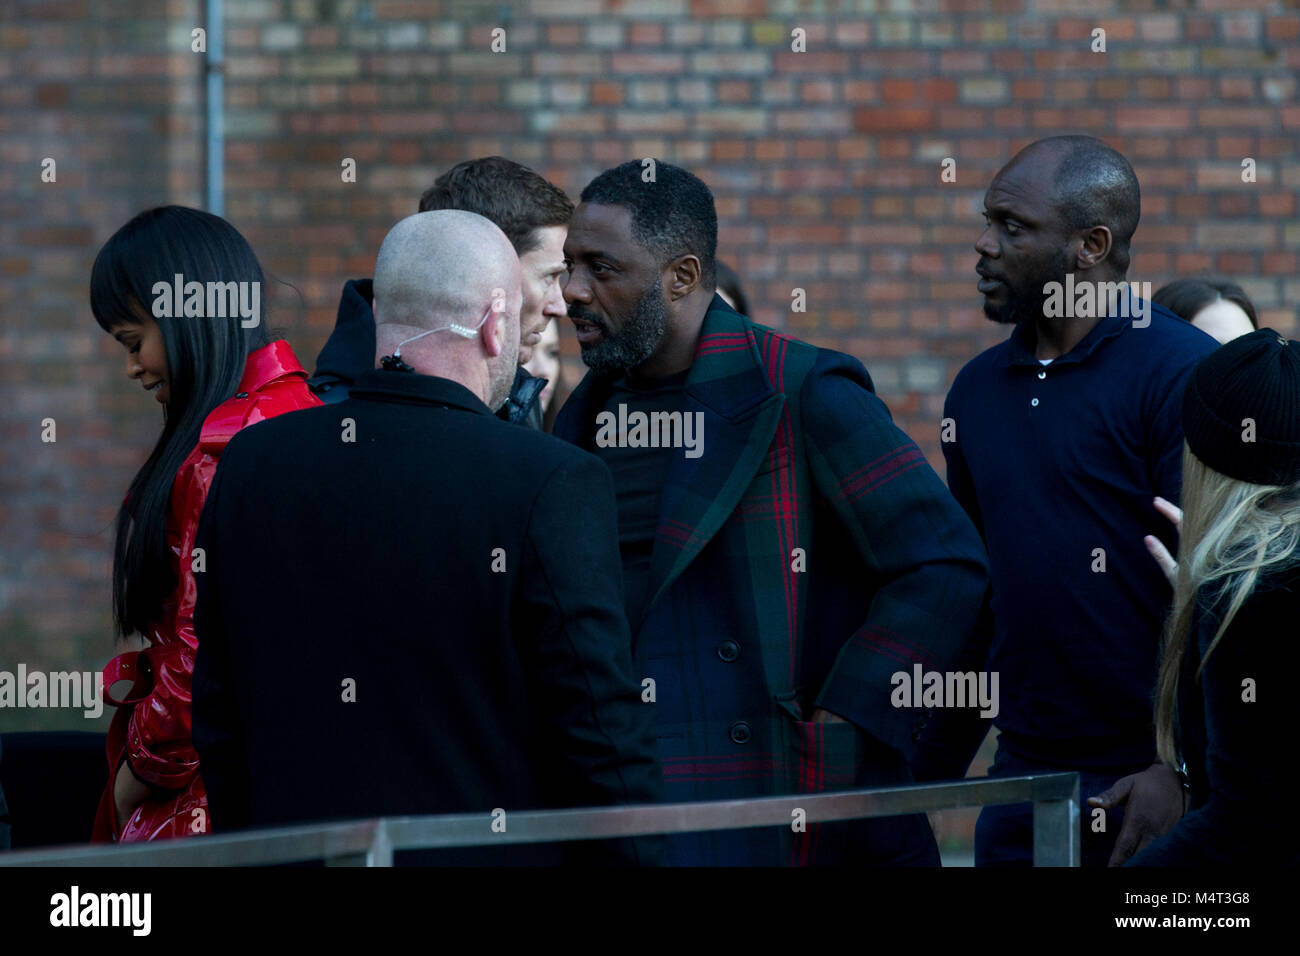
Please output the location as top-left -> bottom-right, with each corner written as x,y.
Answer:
579,282 -> 667,375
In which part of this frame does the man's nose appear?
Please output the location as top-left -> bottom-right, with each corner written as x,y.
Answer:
126,357 -> 143,380
544,282 -> 567,316
975,226 -> 998,258
562,272 -> 590,305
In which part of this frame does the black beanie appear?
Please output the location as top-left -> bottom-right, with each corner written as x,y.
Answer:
1182,328 -> 1300,486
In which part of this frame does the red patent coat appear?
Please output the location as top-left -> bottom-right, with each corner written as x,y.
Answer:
92,340 -> 321,842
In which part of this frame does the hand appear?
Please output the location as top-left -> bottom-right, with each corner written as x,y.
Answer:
809,707 -> 847,724
1143,496 -> 1183,586
112,758 -> 153,834
1087,762 -> 1186,866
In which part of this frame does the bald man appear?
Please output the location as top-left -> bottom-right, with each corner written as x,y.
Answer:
915,137 -> 1218,866
372,209 -> 523,410
190,211 -> 663,864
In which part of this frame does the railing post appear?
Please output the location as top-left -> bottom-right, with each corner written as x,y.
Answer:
1031,774 -> 1080,867
365,820 -> 394,867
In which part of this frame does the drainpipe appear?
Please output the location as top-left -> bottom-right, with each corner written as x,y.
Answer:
205,0 -> 224,216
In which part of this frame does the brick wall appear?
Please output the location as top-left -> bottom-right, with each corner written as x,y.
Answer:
2,0 -> 1298,730
0,0 -> 206,730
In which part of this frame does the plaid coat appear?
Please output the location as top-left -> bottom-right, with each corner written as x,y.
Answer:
555,298 -> 988,865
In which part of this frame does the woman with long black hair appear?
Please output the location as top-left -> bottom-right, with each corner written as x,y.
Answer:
89,206 -> 320,842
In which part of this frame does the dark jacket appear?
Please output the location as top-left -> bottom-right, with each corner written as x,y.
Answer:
192,369 -> 662,864
554,297 -> 988,865
310,278 -> 545,428
1127,562 -> 1300,866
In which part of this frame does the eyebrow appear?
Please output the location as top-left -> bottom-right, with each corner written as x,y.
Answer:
568,247 -> 625,268
983,201 -> 1037,226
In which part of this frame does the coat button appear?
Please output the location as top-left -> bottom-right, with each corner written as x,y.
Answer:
717,640 -> 740,662
1037,370 -> 1046,380
235,392 -> 249,399
729,721 -> 751,744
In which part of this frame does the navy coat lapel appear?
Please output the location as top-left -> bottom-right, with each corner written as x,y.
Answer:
554,299 -> 785,633
641,303 -> 784,629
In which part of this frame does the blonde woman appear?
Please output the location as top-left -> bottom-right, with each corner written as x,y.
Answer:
1096,329 -> 1300,865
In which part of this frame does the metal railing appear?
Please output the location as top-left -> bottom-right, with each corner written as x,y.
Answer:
0,772 -> 1079,867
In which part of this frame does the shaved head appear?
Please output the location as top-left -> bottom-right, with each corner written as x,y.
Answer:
374,209 -> 520,332
372,210 -> 523,409
1008,135 -> 1140,274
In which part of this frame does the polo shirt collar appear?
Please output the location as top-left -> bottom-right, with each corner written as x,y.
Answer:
1000,302 -> 1139,369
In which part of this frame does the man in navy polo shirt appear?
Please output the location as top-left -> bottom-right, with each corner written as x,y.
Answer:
915,136 -> 1218,866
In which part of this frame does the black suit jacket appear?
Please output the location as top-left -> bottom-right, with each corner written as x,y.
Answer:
192,369 -> 662,864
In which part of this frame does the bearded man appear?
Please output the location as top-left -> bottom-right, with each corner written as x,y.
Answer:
554,160 -> 988,866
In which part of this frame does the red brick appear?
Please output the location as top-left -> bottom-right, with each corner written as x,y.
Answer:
717,80 -> 751,103
920,78 -> 958,102
1097,17 -> 1138,41
19,226 -> 92,246
591,81 -> 622,105
1116,106 -> 1192,130
36,83 -> 68,107
1174,194 -> 1210,217
1175,253 -> 1215,274
1266,16 -> 1300,41
1262,252 -> 1298,274
546,24 -> 582,46
1262,192 -> 1297,216
1136,77 -> 1171,99
1214,194 -> 1252,217
854,107 -> 933,131
1199,107 -> 1275,128
712,139 -> 746,161
835,139 -> 871,161
1218,76 -> 1254,100
793,139 -> 828,160
882,79 -> 915,101
628,23 -> 665,46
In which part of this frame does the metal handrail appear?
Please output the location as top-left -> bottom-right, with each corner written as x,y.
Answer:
0,772 -> 1080,867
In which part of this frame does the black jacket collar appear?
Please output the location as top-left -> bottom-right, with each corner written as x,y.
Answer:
347,368 -> 493,416
314,278 -> 376,381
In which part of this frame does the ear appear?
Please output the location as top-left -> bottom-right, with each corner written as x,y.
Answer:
1075,225 -> 1113,270
483,293 -> 506,356
480,309 -> 506,359
666,254 -> 702,301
